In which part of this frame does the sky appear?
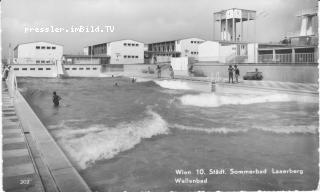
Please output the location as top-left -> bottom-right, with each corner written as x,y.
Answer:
1,0 -> 317,57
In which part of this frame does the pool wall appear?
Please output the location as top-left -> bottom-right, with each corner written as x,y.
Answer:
6,73 -> 92,192
193,63 -> 318,83
10,63 -> 318,84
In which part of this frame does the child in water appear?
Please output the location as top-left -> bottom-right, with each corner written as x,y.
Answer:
52,91 -> 62,107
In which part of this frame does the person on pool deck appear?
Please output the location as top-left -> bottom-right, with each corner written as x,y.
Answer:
234,65 -> 240,83
228,65 -> 234,83
52,91 -> 62,107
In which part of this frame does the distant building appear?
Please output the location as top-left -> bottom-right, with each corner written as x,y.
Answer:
13,41 -> 63,64
145,37 -> 205,63
84,39 -> 144,64
145,38 -> 205,62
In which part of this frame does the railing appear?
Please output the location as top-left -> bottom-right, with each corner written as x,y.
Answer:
295,53 -> 315,63
275,54 -> 292,63
258,53 -> 315,63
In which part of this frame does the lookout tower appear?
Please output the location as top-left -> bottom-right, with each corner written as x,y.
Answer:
213,8 -> 257,42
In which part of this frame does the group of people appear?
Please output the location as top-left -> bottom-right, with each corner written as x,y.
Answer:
227,65 -> 240,83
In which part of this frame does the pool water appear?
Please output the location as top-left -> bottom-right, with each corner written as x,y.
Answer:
18,77 -> 319,191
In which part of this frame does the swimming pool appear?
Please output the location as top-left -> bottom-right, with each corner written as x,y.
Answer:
18,77 -> 319,191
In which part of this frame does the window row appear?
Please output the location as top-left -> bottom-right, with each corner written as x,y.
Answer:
191,51 -> 199,55
123,55 -> 139,59
190,41 -> 202,44
123,43 -> 139,47
36,60 -> 52,64
35,46 -> 56,50
14,67 -> 52,71
64,67 -> 97,70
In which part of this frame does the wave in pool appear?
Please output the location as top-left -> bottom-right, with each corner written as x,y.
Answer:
51,108 -> 169,169
179,92 -> 309,107
154,80 -> 192,90
173,124 -> 318,134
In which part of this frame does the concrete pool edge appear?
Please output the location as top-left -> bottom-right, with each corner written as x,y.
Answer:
7,76 -> 92,192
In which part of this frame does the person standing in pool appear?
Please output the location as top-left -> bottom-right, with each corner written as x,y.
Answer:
156,65 -> 161,78
169,66 -> 174,79
228,65 -> 234,83
52,91 -> 62,107
234,65 -> 240,83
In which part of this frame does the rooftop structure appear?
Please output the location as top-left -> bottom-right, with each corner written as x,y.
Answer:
213,8 -> 256,42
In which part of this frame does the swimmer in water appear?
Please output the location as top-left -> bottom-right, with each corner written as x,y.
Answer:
114,82 -> 119,87
52,91 -> 62,107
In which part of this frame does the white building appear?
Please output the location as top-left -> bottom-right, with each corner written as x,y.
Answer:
13,41 -> 63,64
84,39 -> 144,64
145,37 -> 205,63
198,40 -> 256,63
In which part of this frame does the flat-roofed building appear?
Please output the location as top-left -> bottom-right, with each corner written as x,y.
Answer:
84,39 -> 144,64
145,37 -> 205,63
13,41 -> 63,64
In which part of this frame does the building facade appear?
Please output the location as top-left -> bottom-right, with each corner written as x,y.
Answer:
84,39 -> 144,64
13,41 -> 63,64
145,37 -> 205,63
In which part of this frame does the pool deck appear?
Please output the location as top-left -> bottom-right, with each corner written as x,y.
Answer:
2,86 -> 45,192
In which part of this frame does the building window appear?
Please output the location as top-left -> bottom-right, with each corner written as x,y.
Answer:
41,46 -> 45,49
124,43 -> 127,46
14,68 -> 19,71
128,55 -> 131,58
46,68 -> 51,70
38,68 -> 43,70
93,68 -> 97,70
36,46 -> 40,49
30,68 -> 35,70
52,47 -> 56,49
65,68 -> 70,70
124,55 -> 127,58
135,56 -> 138,58
72,68 -> 77,70
41,60 -> 45,63
86,68 -> 90,70
36,60 -> 40,64
22,68 -> 27,70
46,60 -> 50,63
128,43 -> 131,46
47,46 -> 51,49
136,44 -> 139,46
79,68 -> 84,70
191,41 -> 194,43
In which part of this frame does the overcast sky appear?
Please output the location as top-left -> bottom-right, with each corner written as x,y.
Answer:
1,0 -> 317,57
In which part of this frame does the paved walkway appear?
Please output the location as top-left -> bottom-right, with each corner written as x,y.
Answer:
2,87 -> 44,192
